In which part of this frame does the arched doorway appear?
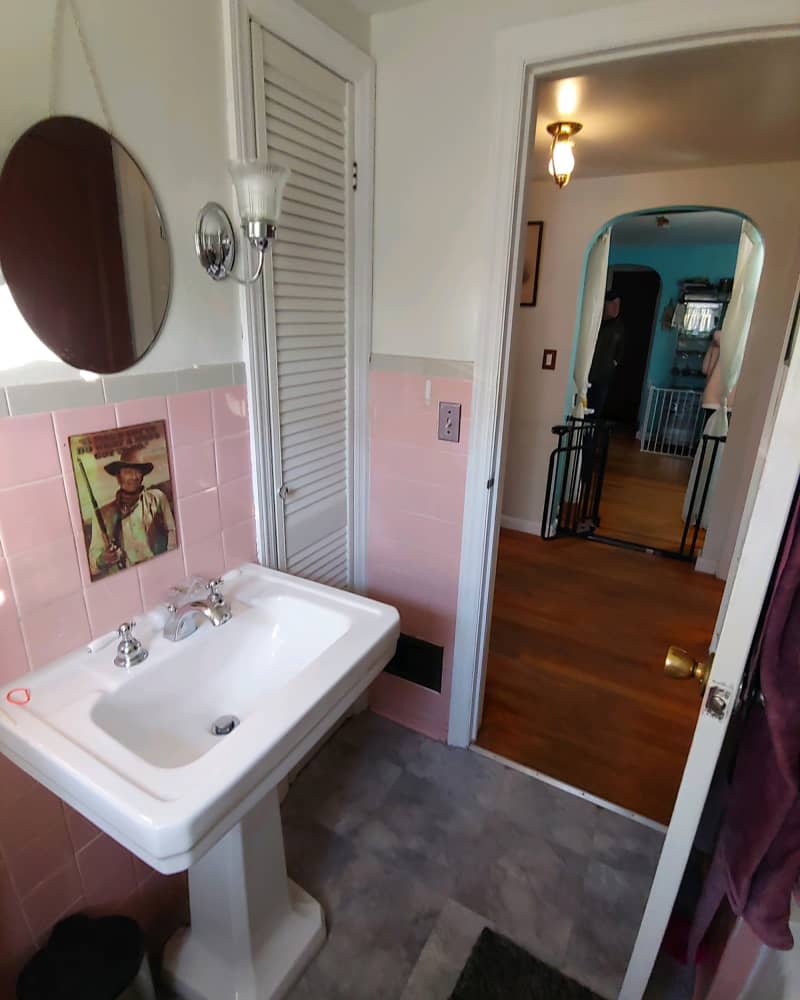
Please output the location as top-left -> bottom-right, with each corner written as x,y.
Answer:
557,206 -> 762,557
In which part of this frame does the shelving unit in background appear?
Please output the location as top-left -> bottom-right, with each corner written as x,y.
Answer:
641,277 -> 732,455
668,278 -> 732,385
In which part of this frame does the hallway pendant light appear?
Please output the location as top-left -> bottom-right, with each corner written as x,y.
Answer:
547,121 -> 582,189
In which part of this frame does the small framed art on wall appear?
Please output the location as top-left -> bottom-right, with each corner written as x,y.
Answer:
520,221 -> 543,307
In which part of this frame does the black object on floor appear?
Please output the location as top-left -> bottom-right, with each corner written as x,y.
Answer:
17,913 -> 145,999
449,927 -> 602,1000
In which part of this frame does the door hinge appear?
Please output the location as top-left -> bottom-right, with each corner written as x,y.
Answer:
486,477 -> 495,490
352,161 -> 358,191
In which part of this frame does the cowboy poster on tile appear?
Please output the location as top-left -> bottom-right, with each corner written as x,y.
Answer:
69,420 -> 177,581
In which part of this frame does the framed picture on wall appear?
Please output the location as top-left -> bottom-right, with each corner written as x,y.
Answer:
69,420 -> 178,581
520,221 -> 543,307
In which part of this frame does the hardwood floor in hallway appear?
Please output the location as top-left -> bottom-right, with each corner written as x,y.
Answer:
594,429 -> 703,553
476,529 -> 726,825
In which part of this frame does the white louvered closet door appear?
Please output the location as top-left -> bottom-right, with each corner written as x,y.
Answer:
251,25 -> 354,588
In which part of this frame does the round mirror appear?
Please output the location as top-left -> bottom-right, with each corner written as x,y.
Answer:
0,116 -> 171,373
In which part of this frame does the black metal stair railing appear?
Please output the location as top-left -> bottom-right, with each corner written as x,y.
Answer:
679,432 -> 727,560
541,419 -> 726,562
541,417 -> 611,540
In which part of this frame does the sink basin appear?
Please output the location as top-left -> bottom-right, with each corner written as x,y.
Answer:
91,594 -> 351,769
0,563 -> 399,1000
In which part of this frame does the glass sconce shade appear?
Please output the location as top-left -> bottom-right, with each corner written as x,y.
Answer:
197,159 -> 291,285
549,138 -> 575,178
228,159 -> 290,226
546,121 -> 582,189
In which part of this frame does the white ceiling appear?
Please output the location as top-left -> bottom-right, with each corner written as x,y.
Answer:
347,0 -> 422,13
532,38 -> 800,180
611,211 -> 742,248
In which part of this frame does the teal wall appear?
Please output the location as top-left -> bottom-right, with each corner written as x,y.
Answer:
608,238 -> 740,425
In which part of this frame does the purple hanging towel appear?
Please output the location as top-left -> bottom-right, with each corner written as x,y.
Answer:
689,489 -> 800,957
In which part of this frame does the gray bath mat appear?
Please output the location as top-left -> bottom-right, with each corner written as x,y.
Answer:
449,927 -> 602,1000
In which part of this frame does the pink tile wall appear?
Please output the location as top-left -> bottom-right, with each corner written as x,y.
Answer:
0,384 -> 255,992
367,369 -> 472,740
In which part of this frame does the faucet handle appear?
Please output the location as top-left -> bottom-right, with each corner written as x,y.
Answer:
114,621 -> 148,669
207,578 -> 225,606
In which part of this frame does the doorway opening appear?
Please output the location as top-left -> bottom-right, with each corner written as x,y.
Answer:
602,266 -> 660,427
488,199 -> 770,813
468,30 -> 800,999
490,204 -> 767,822
554,208 -> 752,558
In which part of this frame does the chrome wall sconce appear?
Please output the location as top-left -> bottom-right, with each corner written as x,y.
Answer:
196,159 -> 290,285
547,121 -> 582,189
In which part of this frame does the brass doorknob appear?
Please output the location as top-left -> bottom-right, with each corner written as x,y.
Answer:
664,646 -> 713,690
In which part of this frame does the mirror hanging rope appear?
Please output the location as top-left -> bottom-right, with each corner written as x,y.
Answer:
49,0 -> 113,129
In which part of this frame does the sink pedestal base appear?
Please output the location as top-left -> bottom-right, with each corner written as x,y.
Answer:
162,789 -> 325,1000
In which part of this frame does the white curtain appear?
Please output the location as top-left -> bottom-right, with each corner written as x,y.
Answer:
683,220 -> 765,526
571,229 -> 611,419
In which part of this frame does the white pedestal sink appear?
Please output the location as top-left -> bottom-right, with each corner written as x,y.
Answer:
163,790 -> 324,999
0,564 -> 399,1000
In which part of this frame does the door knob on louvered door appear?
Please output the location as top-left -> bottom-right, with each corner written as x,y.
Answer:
278,483 -> 292,501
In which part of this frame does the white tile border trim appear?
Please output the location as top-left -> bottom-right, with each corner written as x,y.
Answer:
471,744 -> 668,834
0,362 -> 246,417
370,353 -> 474,380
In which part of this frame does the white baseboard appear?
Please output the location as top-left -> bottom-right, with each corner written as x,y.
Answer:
500,515 -> 541,535
694,555 -> 718,576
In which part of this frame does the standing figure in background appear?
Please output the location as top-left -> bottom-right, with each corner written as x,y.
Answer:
588,289 -> 625,417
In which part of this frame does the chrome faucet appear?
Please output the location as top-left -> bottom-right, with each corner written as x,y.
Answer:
164,579 -> 232,642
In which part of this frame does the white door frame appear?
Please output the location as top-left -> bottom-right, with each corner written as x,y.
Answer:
221,0 -> 374,589
447,0 -> 800,744
447,2 -> 800,995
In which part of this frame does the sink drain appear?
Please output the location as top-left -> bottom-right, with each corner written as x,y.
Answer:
211,714 -> 240,736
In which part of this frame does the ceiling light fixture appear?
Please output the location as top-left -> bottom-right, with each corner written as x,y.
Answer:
546,121 -> 582,189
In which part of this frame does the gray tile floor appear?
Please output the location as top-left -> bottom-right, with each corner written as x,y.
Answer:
281,711 -> 689,1000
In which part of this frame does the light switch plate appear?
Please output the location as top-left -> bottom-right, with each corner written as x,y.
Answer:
438,401 -> 461,442
542,349 -> 557,370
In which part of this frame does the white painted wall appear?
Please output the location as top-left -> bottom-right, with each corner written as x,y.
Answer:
0,0 -> 369,386
0,0 -> 243,384
500,161 -> 800,579
370,0 -> 638,362
295,0 -> 370,51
